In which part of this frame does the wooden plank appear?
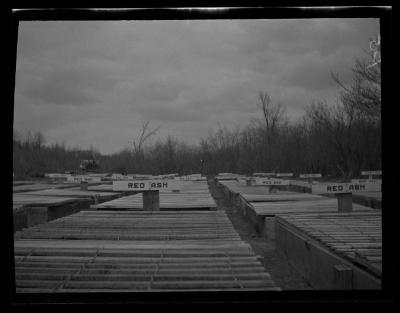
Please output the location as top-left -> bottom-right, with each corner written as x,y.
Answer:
68,184 -> 116,192
251,200 -> 372,216
275,212 -> 381,289
299,174 -> 322,179
13,194 -> 79,208
92,192 -> 216,210
242,193 -> 325,202
13,209 -> 280,292
13,198 -> 92,233
13,183 -> 80,193
20,189 -> 119,200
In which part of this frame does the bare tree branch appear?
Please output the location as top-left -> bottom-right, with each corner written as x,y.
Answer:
257,92 -> 286,143
132,121 -> 161,155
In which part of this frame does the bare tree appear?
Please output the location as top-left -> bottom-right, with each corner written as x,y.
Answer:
131,121 -> 161,155
257,92 -> 285,142
331,58 -> 381,121
13,129 -> 21,146
33,132 -> 45,149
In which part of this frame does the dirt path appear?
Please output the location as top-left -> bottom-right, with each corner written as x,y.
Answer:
208,179 -> 313,290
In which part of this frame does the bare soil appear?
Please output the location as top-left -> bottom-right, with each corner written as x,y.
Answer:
208,179 -> 313,290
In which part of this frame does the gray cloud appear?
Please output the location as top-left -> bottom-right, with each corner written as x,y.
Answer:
25,71 -> 95,105
279,51 -> 343,91
14,18 -> 380,154
139,106 -> 206,123
20,61 -> 121,106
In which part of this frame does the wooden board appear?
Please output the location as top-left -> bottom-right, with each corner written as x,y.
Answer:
13,195 -> 92,233
290,180 -> 313,187
92,193 -> 216,210
217,181 -> 373,241
299,174 -> 322,179
253,173 -> 275,177
241,193 -> 325,203
15,210 -> 240,241
68,183 -> 210,194
276,173 -> 293,177
219,181 -> 292,195
66,176 -> 102,183
275,212 -> 381,289
251,199 -> 373,216
13,194 -> 79,209
20,189 -> 120,201
13,183 -> 80,193
13,181 -> 35,186
68,184 -> 115,192
92,181 -> 215,210
14,210 -> 280,292
353,191 -> 382,201
253,178 -> 290,186
352,192 -> 382,209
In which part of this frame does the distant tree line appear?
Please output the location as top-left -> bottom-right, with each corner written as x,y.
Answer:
13,130 -> 102,178
13,57 -> 381,179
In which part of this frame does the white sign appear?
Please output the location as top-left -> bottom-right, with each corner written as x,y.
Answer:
238,176 -> 253,180
111,173 -> 124,180
179,175 -> 206,181
254,178 -> 290,186
237,177 -> 254,183
162,173 -> 179,178
131,174 -> 152,179
361,171 -> 382,176
312,182 -> 381,194
351,179 -> 381,184
151,174 -> 179,179
45,173 -> 70,178
253,172 -> 275,177
276,173 -> 293,177
113,180 -> 183,191
111,174 -> 136,180
87,173 -> 108,177
299,173 -> 322,179
151,175 -> 166,179
66,176 -> 102,183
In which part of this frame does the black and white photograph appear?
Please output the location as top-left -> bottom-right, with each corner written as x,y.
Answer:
7,6 -> 393,304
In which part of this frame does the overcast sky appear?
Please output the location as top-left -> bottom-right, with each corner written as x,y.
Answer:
14,18 -> 379,154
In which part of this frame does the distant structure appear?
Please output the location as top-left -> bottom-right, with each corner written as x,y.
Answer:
79,159 -> 100,173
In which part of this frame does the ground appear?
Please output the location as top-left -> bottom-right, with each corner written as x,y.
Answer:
208,179 -> 313,290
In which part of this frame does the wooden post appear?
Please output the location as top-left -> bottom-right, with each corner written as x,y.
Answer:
13,210 -> 27,232
80,181 -> 88,191
337,193 -> 353,212
93,194 -> 99,204
143,190 -> 160,211
333,264 -> 353,289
